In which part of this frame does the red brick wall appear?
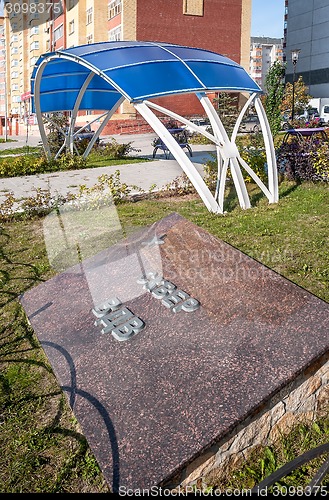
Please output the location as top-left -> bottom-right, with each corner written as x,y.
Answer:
103,118 -> 153,135
150,94 -> 206,117
134,0 -> 242,118
136,0 -> 242,63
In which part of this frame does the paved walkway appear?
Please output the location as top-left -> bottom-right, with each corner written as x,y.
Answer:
0,133 -> 216,203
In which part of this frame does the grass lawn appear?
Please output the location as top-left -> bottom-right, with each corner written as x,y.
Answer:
0,146 -> 42,156
0,180 -> 328,492
86,155 -> 150,168
0,138 -> 17,144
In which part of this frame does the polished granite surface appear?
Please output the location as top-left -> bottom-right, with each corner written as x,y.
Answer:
20,213 -> 329,491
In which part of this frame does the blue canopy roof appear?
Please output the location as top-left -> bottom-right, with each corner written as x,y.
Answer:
31,40 -> 261,113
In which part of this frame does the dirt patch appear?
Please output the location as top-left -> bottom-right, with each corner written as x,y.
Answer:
155,192 -> 199,203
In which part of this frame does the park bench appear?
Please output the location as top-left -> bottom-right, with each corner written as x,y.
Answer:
152,127 -> 192,159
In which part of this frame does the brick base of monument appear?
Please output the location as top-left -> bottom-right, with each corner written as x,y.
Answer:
167,354 -> 329,489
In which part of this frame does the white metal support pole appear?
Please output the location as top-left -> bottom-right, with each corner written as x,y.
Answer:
135,101 -> 221,213
231,92 -> 278,204
198,93 -> 251,210
83,96 -> 125,159
68,72 -> 95,154
34,59 -> 52,158
231,92 -> 258,141
254,96 -> 278,203
197,93 -> 226,204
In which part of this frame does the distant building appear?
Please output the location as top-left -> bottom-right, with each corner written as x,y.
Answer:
0,17 -> 5,129
249,37 -> 284,90
284,0 -> 329,98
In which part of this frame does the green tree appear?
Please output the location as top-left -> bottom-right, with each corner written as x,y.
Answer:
264,60 -> 286,137
281,76 -> 312,116
213,92 -> 238,135
43,112 -> 69,155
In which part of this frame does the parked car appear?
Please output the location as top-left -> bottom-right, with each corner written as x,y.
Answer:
281,113 -> 291,130
183,117 -> 211,135
296,108 -> 321,124
68,124 -> 98,142
239,114 -> 260,133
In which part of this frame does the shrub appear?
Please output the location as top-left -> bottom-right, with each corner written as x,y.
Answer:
203,154 -> 218,190
93,138 -> 140,159
189,132 -> 213,145
239,144 -> 268,183
276,139 -> 329,182
0,153 -> 87,178
0,192 -> 16,221
310,143 -> 329,182
76,170 -> 131,206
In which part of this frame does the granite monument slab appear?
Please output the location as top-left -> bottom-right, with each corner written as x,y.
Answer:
20,213 -> 329,492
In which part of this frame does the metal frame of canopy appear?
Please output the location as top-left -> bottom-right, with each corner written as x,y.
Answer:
31,41 -> 278,214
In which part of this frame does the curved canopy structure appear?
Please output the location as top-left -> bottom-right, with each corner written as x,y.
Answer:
32,41 -> 278,214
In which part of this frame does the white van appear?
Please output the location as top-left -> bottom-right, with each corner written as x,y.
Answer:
321,105 -> 329,124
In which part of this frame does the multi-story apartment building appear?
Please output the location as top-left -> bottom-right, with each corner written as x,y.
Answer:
284,0 -> 329,98
0,17 -> 6,133
1,0 -> 252,135
250,37 -> 284,90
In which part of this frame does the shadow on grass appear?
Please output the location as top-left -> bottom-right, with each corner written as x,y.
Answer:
223,179 -> 301,213
222,182 -> 266,213
278,180 -> 301,198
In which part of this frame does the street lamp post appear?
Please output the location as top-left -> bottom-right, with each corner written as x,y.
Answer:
291,49 -> 301,122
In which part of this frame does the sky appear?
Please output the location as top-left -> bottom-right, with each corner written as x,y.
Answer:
251,0 -> 286,38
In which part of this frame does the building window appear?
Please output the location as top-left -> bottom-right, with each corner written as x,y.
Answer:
183,0 -> 204,16
54,24 -> 64,42
86,7 -> 93,25
11,71 -> 18,78
30,41 -> 39,50
11,47 -> 18,54
12,84 -> 19,90
30,26 -> 39,35
12,23 -> 17,30
11,59 -> 18,67
69,20 -> 75,35
68,0 -> 75,10
11,34 -> 19,42
108,25 -> 121,41
30,56 -> 38,66
86,34 -> 93,44
108,0 -> 122,20
12,95 -> 21,103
